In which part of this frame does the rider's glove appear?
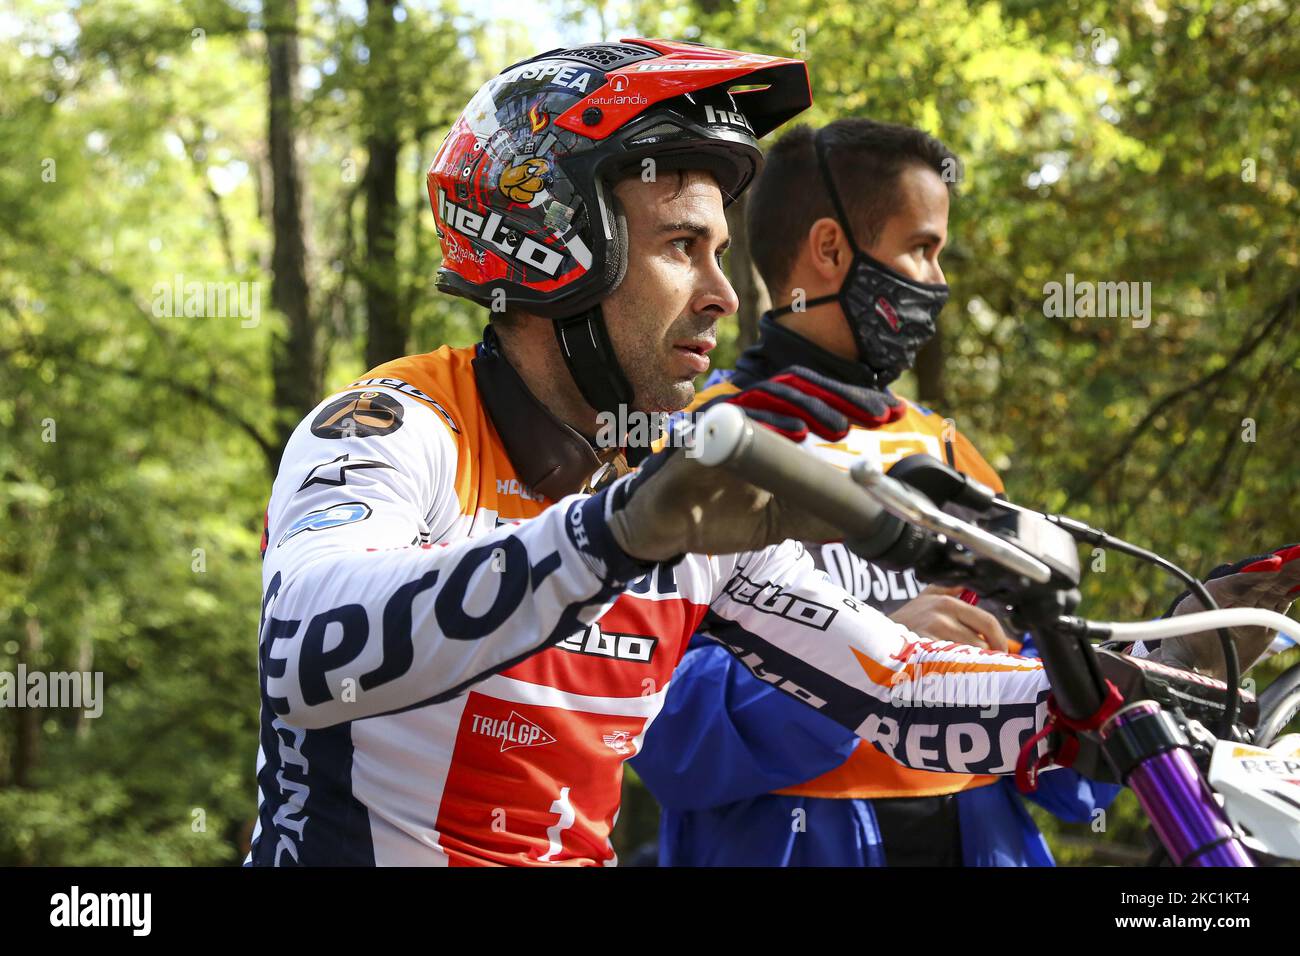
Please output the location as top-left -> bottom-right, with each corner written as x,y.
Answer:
603,368 -> 902,562
700,365 -> 904,441
1147,543 -> 1300,677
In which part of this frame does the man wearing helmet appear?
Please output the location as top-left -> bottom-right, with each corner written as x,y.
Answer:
247,39 -> 1062,867
429,41 -> 810,428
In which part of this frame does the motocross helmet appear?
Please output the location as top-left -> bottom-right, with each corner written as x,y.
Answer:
428,37 -> 812,415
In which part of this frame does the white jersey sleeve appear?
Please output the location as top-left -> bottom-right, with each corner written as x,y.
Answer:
699,540 -> 1054,775
260,389 -> 651,730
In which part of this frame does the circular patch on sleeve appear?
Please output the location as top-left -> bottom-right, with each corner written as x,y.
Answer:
310,390 -> 405,439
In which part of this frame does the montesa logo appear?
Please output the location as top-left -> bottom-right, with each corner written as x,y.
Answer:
347,377 -> 461,433
471,711 -> 556,752
436,188 -> 565,277
557,623 -> 657,663
703,104 -> 753,133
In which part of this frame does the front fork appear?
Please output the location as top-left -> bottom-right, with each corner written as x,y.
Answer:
1101,700 -> 1254,867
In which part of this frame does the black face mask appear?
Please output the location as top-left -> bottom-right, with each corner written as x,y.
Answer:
772,131 -> 950,387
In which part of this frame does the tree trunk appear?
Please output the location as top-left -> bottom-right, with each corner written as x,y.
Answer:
265,0 -> 321,463
725,192 -> 764,351
362,0 -> 406,369
914,323 -> 946,407
74,633 -> 94,739
13,616 -> 43,788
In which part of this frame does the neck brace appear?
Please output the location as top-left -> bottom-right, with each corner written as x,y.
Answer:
473,325 -> 628,501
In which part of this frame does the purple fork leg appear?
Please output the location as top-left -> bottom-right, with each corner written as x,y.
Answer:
1104,702 -> 1253,867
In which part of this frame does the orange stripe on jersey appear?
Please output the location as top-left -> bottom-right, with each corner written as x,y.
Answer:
849,644 -> 1040,690
779,644 -> 1031,798
775,745 -> 999,800
358,346 -> 481,512
851,644 -> 908,689
893,657 -> 1043,678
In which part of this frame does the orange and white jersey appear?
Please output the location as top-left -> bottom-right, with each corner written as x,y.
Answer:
247,342 -> 1052,866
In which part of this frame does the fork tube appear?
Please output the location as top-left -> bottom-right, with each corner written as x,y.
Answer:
1103,701 -> 1253,867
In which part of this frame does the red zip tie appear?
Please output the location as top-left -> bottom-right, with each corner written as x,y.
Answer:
1015,679 -> 1124,793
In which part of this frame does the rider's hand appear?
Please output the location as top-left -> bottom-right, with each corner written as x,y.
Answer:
605,368 -> 902,562
1150,543 -> 1300,677
889,585 -> 1013,651
700,365 -> 904,441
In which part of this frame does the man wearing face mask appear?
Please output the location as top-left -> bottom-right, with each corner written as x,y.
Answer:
630,119 -> 1120,866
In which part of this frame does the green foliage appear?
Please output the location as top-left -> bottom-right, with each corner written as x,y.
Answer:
0,0 -> 489,864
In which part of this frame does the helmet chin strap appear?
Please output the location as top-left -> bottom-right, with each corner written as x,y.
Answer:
553,305 -> 636,421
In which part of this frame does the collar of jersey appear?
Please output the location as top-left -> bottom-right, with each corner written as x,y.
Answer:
474,325 -> 626,502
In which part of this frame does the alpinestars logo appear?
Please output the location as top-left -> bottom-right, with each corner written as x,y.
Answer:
471,711 -> 556,752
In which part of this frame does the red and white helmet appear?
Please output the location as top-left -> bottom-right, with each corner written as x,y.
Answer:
428,38 -> 811,413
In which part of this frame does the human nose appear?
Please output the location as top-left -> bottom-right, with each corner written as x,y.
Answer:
696,256 -> 740,316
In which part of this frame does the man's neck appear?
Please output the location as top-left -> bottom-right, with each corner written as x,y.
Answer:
734,303 -> 881,391
770,288 -> 857,362
494,322 -> 602,441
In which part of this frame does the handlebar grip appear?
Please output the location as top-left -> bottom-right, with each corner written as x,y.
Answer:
692,404 -> 905,555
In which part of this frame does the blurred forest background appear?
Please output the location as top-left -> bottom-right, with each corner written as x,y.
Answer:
0,0 -> 1296,865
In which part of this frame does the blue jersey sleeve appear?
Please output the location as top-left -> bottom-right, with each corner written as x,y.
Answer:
631,636 -> 859,811
1023,769 -> 1123,823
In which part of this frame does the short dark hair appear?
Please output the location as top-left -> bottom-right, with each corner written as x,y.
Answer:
747,119 -> 959,297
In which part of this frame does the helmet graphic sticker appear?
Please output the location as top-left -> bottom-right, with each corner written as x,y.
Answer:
429,38 -> 811,318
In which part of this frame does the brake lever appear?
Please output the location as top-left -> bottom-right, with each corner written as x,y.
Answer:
849,460 -> 1054,584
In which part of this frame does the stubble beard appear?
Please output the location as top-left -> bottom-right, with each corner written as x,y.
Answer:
620,310 -> 716,415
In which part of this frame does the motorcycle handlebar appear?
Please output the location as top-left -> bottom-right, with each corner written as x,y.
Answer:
691,404 -> 907,556
692,404 -> 1051,581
